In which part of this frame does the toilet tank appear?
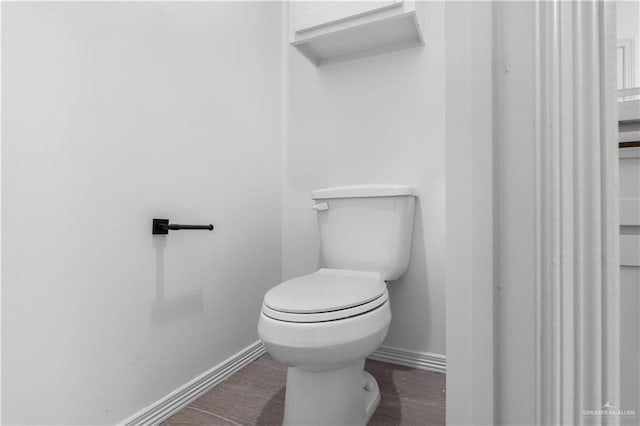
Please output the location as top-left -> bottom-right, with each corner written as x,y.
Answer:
311,184 -> 418,281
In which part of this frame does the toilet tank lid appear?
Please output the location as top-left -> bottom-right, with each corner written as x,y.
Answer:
311,184 -> 418,200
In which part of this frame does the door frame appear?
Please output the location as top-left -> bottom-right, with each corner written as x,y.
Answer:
446,1 -> 620,424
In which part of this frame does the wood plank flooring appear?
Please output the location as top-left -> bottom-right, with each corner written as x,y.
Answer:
163,354 -> 445,426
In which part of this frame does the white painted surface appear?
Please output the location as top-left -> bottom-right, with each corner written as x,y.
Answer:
619,88 -> 640,120
620,266 -> 640,425
503,2 -> 619,424
493,3 -> 539,424
621,235 -> 640,267
292,0 -> 400,34
620,123 -> 640,421
311,184 -> 418,199
444,2 -> 495,424
123,340 -> 266,426
1,2 -> 282,424
368,344 -> 446,374
448,3 -> 621,424
289,1 -> 423,67
620,199 -> 640,226
617,0 -> 640,86
282,1 -> 446,357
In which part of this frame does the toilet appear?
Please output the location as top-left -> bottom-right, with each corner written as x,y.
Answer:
258,184 -> 417,426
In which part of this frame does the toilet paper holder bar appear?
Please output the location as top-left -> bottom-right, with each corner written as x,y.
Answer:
152,218 -> 214,235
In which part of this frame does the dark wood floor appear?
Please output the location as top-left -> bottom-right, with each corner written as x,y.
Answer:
163,354 -> 446,426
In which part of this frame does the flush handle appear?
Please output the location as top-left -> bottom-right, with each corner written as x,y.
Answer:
311,202 -> 329,212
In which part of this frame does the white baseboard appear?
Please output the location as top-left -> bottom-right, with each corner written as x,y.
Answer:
368,345 -> 446,374
122,340 -> 266,426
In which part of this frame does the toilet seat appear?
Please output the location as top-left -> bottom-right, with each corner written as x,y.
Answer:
263,291 -> 388,323
262,268 -> 387,323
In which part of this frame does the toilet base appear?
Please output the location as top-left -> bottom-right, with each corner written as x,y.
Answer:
363,370 -> 381,424
282,361 -> 381,426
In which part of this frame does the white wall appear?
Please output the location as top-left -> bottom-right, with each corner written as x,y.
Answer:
282,3 -> 446,356
617,0 -> 639,39
1,2 -> 282,424
617,0 -> 640,86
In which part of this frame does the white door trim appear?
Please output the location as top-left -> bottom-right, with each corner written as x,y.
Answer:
446,1 -> 620,425
534,1 -> 620,424
445,2 -> 495,425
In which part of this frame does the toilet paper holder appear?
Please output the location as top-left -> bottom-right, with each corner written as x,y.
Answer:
152,218 -> 214,235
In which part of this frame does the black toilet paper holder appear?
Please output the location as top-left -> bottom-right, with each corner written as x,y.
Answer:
152,218 -> 214,235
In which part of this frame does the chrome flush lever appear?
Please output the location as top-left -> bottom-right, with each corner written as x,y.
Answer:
311,202 -> 329,212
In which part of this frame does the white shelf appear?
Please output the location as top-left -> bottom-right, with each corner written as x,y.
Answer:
289,1 -> 424,67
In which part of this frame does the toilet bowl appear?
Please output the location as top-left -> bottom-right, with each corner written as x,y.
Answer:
257,185 -> 417,426
258,269 -> 390,425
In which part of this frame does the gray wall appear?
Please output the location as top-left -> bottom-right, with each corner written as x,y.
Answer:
1,2 -> 282,423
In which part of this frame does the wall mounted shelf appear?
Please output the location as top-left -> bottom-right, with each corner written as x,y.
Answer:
289,1 -> 425,67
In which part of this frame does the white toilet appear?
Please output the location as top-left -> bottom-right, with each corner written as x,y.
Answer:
258,184 -> 417,426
